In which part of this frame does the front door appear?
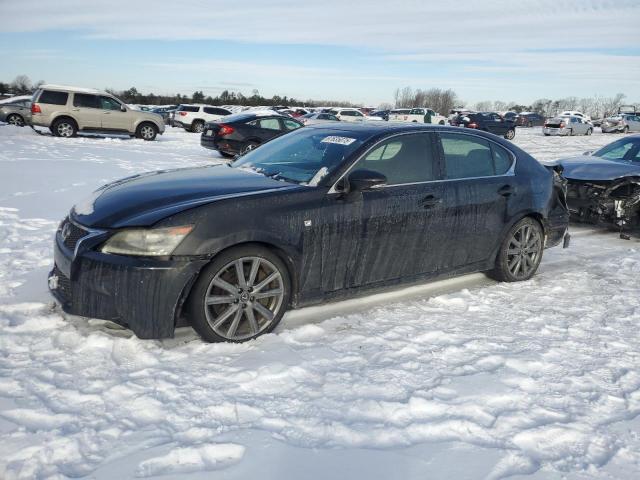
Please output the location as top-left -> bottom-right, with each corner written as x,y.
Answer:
320,132 -> 447,292
99,96 -> 132,132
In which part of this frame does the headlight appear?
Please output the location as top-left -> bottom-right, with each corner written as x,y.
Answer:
100,225 -> 193,256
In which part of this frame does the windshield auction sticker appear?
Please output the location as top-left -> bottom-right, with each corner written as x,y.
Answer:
321,136 -> 357,145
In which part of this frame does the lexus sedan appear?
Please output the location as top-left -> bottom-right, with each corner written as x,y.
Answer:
49,124 -> 569,343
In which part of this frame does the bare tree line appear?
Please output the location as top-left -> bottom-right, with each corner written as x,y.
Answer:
393,87 -> 458,114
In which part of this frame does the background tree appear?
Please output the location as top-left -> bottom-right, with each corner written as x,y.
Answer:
10,75 -> 32,94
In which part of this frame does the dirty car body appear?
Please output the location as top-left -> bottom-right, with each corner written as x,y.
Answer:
553,135 -> 640,230
49,123 -> 569,340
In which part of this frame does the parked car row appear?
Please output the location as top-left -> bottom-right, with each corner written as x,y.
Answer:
450,111 -> 517,140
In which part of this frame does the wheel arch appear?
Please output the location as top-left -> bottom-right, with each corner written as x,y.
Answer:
52,114 -> 79,129
175,239 -> 301,328
134,119 -> 161,132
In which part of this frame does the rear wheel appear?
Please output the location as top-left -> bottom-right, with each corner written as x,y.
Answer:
623,126 -> 630,134
191,120 -> 205,133
135,122 -> 158,141
242,140 -> 260,154
6,114 -> 25,127
586,128 -> 592,136
504,128 -> 515,140
439,120 -> 445,125
188,245 -> 290,343
52,118 -> 77,138
489,217 -> 544,282
528,121 -> 533,128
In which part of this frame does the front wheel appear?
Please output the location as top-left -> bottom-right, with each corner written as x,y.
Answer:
52,118 -> 77,138
135,123 -> 158,141
489,217 -> 544,282
188,246 -> 290,342
242,141 -> 260,154
504,129 -> 515,140
586,128 -> 592,136
6,114 -> 25,127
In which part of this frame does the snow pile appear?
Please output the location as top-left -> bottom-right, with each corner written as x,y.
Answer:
0,125 -> 638,479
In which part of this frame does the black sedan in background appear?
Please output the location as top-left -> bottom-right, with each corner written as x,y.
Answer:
49,123 -> 569,343
201,111 -> 303,158
452,112 -> 516,140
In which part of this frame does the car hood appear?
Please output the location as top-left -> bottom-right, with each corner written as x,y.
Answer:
549,155 -> 640,181
71,165 -> 300,228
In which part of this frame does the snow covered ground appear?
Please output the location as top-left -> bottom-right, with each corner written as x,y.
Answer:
0,124 -> 638,479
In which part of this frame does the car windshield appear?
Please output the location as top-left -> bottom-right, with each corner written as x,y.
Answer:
232,128 -> 367,185
594,138 -> 640,163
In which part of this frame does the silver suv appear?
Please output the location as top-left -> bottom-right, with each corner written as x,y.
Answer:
0,96 -> 32,127
31,85 -> 165,140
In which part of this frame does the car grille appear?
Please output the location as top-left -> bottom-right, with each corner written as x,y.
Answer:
60,217 -> 88,251
52,265 -> 72,303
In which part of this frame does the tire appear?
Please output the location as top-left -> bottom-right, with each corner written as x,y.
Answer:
439,120 -> 445,125
187,245 -> 291,343
135,122 -> 158,141
528,121 -> 533,128
489,217 -> 544,282
219,151 -> 235,159
623,126 -> 629,134
585,128 -> 592,136
190,120 -> 205,133
504,128 -> 515,140
242,140 -> 260,154
567,129 -> 573,136
52,117 -> 77,138
544,133 -> 550,136
6,114 -> 25,127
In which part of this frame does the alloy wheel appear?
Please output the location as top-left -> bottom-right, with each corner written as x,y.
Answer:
57,122 -> 74,137
140,125 -> 155,139
7,115 -> 24,127
203,256 -> 284,341
506,223 -> 542,280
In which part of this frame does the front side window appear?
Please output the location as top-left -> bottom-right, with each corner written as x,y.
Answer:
283,119 -> 301,131
353,134 -> 436,185
441,133 -> 510,179
100,96 -> 122,111
38,90 -> 68,105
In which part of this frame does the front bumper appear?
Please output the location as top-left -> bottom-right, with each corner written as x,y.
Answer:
48,222 -> 207,339
601,125 -> 623,133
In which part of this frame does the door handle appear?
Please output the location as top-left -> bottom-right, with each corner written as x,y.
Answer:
422,194 -> 442,208
71,108 -> 80,112
498,185 -> 515,197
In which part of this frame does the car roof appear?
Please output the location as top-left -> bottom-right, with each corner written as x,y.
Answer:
38,84 -> 106,95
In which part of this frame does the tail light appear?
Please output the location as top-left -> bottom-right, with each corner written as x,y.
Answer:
468,122 -> 478,129
179,111 -> 188,116
559,122 -> 565,128
218,124 -> 234,136
31,103 -> 42,114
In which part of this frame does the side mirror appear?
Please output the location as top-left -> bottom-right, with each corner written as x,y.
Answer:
583,151 -> 593,156
348,169 -> 387,191
120,105 -> 127,112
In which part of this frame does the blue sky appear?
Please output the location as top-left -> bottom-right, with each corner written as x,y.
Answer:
1,0 -> 639,106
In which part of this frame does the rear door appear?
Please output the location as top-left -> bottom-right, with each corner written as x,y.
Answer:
321,132 -> 448,291
484,113 -> 509,135
435,132 -> 517,268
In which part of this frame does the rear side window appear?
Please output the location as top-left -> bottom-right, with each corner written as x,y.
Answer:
204,107 -> 229,115
441,134 -> 497,179
258,118 -> 281,130
73,93 -> 100,109
38,90 -> 68,105
491,143 -> 514,174
177,105 -> 199,112
356,133 -> 437,184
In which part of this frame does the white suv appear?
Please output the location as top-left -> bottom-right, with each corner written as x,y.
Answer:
329,108 -> 383,122
172,104 -> 232,133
